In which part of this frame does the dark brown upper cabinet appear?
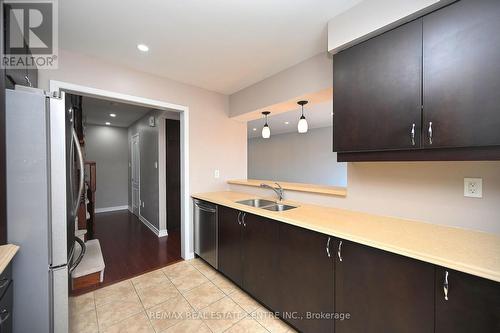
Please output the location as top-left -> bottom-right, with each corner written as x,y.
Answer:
333,0 -> 500,161
334,240 -> 435,333
3,4 -> 38,90
333,18 -> 423,153
435,268 -> 500,332
423,0 -> 500,149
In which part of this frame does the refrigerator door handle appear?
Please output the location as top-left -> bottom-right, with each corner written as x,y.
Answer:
69,237 -> 86,274
72,128 -> 85,217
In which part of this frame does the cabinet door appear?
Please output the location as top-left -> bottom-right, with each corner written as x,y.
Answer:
4,69 -> 26,89
423,0 -> 500,148
333,19 -> 422,153
277,223 -> 334,333
335,240 -> 434,333
0,282 -> 13,333
435,268 -> 500,332
242,213 -> 279,309
217,206 -> 243,286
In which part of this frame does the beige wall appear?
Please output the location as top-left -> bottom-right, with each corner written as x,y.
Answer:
327,0 -> 447,53
230,161 -> 500,234
229,52 -> 332,117
38,50 -> 247,197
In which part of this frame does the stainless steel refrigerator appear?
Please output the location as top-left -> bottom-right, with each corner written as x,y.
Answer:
5,86 -> 85,333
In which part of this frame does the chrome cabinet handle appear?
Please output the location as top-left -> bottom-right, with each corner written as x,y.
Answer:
237,212 -> 242,225
0,309 -> 10,325
411,123 -> 416,146
337,241 -> 343,262
0,278 -> 8,289
443,270 -> 449,301
24,75 -> 32,87
242,213 -> 247,227
326,237 -> 331,257
428,122 -> 433,145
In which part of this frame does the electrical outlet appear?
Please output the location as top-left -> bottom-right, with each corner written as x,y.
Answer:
464,178 -> 482,198
214,169 -> 220,179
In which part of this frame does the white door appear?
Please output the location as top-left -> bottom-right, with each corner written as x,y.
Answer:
131,134 -> 140,216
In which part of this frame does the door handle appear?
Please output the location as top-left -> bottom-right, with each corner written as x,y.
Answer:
443,270 -> 449,301
237,212 -> 242,225
410,123 -> 416,146
337,241 -> 343,262
72,128 -> 85,217
428,122 -> 433,145
195,202 -> 216,213
326,237 -> 331,257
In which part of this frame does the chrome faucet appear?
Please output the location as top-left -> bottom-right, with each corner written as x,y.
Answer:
260,182 -> 284,202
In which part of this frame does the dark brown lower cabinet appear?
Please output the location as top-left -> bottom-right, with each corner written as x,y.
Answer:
242,213 -> 279,309
277,223 -> 334,333
217,206 -> 243,286
334,240 -> 434,333
215,203 -> 500,333
218,207 -> 280,309
435,268 -> 500,333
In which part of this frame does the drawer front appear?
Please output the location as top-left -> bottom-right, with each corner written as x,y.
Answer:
0,282 -> 13,333
0,265 -> 11,300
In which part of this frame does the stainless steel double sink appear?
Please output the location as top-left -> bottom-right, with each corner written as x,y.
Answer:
235,199 -> 297,211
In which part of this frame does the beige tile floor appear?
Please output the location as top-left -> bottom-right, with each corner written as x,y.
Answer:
70,258 -> 297,333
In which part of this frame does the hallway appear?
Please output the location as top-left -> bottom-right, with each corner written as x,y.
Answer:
76,210 -> 182,294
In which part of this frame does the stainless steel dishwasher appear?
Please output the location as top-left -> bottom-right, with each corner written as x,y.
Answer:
193,199 -> 218,269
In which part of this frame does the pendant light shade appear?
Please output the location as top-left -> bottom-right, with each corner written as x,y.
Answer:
261,111 -> 271,139
297,100 -> 309,133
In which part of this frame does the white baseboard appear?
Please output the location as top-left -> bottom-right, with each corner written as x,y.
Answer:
138,214 -> 168,238
95,205 -> 129,213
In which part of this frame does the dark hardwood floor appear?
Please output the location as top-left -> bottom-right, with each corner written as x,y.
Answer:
72,210 -> 182,295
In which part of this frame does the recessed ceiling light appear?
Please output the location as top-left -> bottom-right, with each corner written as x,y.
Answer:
284,121 -> 289,125
105,122 -> 111,126
137,44 -> 149,52
109,113 -> 116,117
252,128 -> 257,131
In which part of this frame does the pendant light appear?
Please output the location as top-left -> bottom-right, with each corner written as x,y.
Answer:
297,100 -> 309,134
261,111 -> 271,139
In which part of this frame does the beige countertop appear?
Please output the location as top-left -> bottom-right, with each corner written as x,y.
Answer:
192,191 -> 500,283
0,244 -> 19,274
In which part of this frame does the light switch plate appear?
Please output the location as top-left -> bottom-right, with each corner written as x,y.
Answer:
464,178 -> 482,198
214,169 -> 220,179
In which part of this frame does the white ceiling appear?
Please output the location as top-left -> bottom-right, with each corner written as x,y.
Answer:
59,0 -> 361,95
247,100 -> 332,138
82,96 -> 153,128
